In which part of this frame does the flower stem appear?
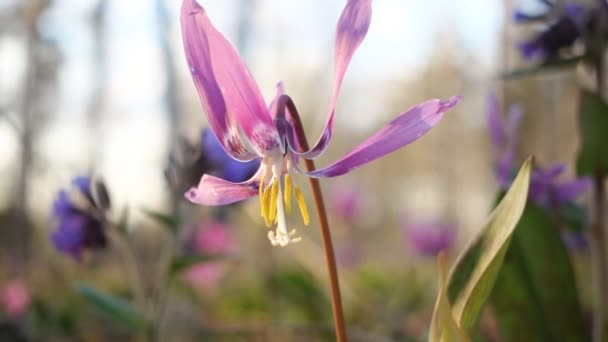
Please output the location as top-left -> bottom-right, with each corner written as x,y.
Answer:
282,97 -> 347,342
592,12 -> 608,339
592,173 -> 608,342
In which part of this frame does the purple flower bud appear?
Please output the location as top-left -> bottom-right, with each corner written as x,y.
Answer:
50,176 -> 108,260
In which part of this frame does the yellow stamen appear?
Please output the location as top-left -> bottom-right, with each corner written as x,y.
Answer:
258,175 -> 266,217
284,174 -> 292,214
269,180 -> 279,223
295,187 -> 310,226
262,183 -> 272,227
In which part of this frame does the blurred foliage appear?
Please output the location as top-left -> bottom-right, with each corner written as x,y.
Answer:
76,284 -> 148,332
491,203 -> 587,342
501,55 -> 586,79
447,159 -> 530,332
431,159 -> 530,340
577,89 -> 608,175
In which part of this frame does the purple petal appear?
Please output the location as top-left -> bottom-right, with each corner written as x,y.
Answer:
51,215 -> 87,259
528,165 -> 566,205
564,4 -> 584,22
512,10 -> 548,23
180,0 -> 271,159
52,191 -> 73,217
201,129 -> 261,183
185,169 -> 262,206
518,38 -> 545,60
538,164 -> 566,180
294,0 -> 372,159
306,96 -> 461,178
269,82 -> 285,119
554,177 -> 591,203
505,103 -> 524,147
496,150 -> 515,189
72,176 -> 92,194
486,94 -> 506,155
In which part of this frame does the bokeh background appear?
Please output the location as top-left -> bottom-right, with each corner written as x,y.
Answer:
0,0 -> 589,340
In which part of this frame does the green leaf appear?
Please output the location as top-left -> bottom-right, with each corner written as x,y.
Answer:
170,254 -> 217,276
490,203 -> 588,342
76,284 -> 148,331
446,158 -> 532,332
141,208 -> 179,232
501,55 -> 586,79
429,254 -> 471,342
560,202 -> 588,233
577,89 -> 608,175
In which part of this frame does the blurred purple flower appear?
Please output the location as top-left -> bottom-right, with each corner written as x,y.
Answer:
180,0 -> 461,246
50,176 -> 109,260
1,280 -> 30,317
329,183 -> 363,223
402,220 -> 455,257
514,2 -> 585,61
193,220 -> 237,256
486,95 -> 590,208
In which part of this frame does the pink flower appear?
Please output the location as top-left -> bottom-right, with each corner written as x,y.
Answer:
185,262 -> 227,290
193,220 -> 236,255
1,280 -> 30,317
180,0 -> 461,247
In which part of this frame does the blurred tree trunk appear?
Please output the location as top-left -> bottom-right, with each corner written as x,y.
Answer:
88,0 -> 107,168
155,0 -> 180,213
14,0 -> 50,260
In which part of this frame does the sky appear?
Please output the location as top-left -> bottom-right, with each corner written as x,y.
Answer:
0,0 -> 504,215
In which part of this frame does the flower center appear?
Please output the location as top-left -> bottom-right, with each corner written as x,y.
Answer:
258,152 -> 310,247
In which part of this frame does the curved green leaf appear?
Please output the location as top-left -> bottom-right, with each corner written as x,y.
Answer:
429,253 -> 471,342
447,158 -> 532,332
76,284 -> 148,331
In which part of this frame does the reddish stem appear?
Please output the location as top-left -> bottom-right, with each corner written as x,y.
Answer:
280,96 -> 347,342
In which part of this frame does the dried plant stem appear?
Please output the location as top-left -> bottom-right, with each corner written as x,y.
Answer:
593,18 -> 608,340
108,230 -> 147,312
283,97 -> 347,342
593,174 -> 608,342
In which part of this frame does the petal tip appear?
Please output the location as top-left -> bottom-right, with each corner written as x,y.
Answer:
182,0 -> 202,13
185,188 -> 199,203
440,95 -> 463,111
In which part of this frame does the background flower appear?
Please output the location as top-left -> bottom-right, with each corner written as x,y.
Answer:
50,176 -> 109,260
1,280 -> 30,317
514,2 -> 586,61
402,220 -> 456,257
